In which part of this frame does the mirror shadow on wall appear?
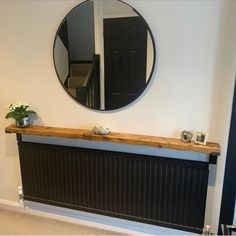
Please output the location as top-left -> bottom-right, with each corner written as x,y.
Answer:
53,0 -> 156,111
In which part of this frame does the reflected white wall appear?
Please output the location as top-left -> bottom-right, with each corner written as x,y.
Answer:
67,1 -> 95,61
54,36 -> 69,83
234,200 -> 236,224
146,32 -> 154,82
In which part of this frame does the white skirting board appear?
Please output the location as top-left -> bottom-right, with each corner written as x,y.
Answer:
0,199 -> 21,208
0,198 -> 196,235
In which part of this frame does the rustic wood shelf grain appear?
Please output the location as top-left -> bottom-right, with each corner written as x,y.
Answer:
5,124 -> 220,156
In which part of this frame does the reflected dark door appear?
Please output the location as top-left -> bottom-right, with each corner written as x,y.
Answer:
104,17 -> 147,110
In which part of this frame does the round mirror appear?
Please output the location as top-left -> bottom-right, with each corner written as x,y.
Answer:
53,0 -> 156,111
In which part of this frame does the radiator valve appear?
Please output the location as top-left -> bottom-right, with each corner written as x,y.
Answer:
202,225 -> 211,235
17,186 -> 23,200
17,186 -> 24,208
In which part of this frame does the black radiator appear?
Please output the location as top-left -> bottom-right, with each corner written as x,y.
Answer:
18,141 -> 209,233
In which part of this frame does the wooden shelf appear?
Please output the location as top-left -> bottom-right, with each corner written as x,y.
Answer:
5,125 -> 221,156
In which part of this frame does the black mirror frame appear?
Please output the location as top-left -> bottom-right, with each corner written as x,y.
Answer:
53,0 -> 156,112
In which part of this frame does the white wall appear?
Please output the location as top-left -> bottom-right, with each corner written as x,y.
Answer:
0,0 -> 236,234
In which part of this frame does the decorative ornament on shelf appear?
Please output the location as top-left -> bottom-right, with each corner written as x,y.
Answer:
194,131 -> 208,146
181,130 -> 193,143
5,101 -> 37,128
92,126 -> 110,135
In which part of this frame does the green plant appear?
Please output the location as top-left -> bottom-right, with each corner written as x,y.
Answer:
5,101 -> 36,122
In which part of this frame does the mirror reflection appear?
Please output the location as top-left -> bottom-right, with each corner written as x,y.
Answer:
54,0 -> 155,111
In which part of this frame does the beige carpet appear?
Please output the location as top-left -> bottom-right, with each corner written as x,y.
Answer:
0,207 -> 123,235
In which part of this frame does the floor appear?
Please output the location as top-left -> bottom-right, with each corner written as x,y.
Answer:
0,206 -> 122,235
